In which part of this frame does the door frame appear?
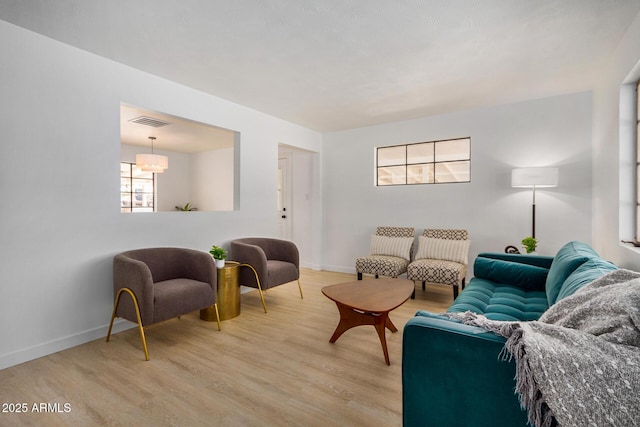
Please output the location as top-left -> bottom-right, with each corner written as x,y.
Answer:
278,153 -> 293,240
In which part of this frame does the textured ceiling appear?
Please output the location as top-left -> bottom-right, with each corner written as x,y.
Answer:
2,0 -> 639,132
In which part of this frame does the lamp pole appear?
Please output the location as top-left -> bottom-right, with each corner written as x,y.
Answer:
510,167 -> 559,249
532,185 -> 536,239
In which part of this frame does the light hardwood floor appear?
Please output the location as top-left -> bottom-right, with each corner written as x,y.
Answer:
0,269 -> 453,427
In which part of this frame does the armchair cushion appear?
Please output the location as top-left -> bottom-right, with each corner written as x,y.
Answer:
355,255 -> 410,278
153,278 -> 215,323
407,259 -> 466,286
415,236 -> 470,264
369,235 -> 414,261
266,260 -> 299,288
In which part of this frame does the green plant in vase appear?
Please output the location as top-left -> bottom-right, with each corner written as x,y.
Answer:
521,236 -> 538,254
175,203 -> 197,211
209,245 -> 227,268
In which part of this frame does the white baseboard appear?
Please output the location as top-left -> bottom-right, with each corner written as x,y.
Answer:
0,320 -> 135,371
319,264 -> 356,274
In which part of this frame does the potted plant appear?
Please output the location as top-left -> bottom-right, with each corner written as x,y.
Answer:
209,245 -> 227,268
175,203 -> 197,211
521,236 -> 538,254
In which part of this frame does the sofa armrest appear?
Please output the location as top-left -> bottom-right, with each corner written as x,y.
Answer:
402,314 -> 529,427
472,256 -> 549,291
477,252 -> 554,269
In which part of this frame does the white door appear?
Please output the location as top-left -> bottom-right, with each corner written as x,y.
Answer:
278,156 -> 292,240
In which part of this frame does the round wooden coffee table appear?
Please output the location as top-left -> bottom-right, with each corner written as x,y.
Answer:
321,278 -> 414,365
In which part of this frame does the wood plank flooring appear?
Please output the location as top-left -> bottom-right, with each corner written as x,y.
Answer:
0,269 -> 452,427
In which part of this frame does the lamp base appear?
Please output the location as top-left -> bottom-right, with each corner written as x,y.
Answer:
505,245 -> 521,254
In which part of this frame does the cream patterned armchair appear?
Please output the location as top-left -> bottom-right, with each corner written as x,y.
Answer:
407,229 -> 470,299
356,226 -> 415,280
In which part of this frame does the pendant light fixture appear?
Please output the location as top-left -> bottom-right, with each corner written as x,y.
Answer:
136,136 -> 168,173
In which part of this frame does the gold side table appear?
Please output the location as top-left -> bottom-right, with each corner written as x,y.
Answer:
200,261 -> 241,321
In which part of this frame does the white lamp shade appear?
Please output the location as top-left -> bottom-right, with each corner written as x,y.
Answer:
511,167 -> 558,188
136,153 -> 169,173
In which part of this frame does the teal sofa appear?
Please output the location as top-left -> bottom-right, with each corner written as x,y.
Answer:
402,241 -> 617,427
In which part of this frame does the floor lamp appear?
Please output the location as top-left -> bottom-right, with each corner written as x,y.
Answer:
511,167 -> 559,239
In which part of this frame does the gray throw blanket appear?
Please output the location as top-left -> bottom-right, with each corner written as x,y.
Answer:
444,269 -> 640,427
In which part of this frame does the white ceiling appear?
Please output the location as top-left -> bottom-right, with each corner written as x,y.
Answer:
120,104 -> 235,153
2,0 -> 639,132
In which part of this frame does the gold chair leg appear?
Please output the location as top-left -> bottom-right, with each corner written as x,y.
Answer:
240,263 -> 268,313
106,287 -> 150,361
214,303 -> 222,331
256,281 -> 267,313
297,279 -> 303,299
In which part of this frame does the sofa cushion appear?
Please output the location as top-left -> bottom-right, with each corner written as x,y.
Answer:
555,258 -> 617,302
447,278 -> 548,321
369,235 -> 413,261
545,241 -> 599,305
415,236 -> 471,265
473,257 -> 548,291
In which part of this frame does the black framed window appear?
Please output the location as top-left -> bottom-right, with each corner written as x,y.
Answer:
376,137 -> 471,186
120,162 -> 155,213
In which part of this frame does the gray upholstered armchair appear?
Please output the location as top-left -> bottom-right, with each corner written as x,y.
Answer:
106,247 -> 220,360
231,237 -> 303,313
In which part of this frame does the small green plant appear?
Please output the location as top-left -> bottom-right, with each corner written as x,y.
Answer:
175,203 -> 197,211
521,236 -> 538,254
209,245 -> 227,260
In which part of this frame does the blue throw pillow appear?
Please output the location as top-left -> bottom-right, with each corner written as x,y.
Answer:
473,257 -> 548,291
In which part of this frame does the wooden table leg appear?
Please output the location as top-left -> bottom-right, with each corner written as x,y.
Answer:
374,312 -> 391,365
386,316 -> 397,333
328,301 -> 395,365
329,302 -> 367,342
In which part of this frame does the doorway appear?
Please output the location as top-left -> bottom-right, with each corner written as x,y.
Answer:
278,144 -> 320,269
278,154 -> 292,240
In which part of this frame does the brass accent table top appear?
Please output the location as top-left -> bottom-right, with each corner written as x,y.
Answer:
321,278 -> 414,365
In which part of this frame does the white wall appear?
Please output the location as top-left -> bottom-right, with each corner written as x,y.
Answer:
592,10 -> 640,270
291,148 -> 316,268
156,150 -> 192,211
190,147 -> 234,211
0,20 -> 322,369
323,92 -> 594,274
